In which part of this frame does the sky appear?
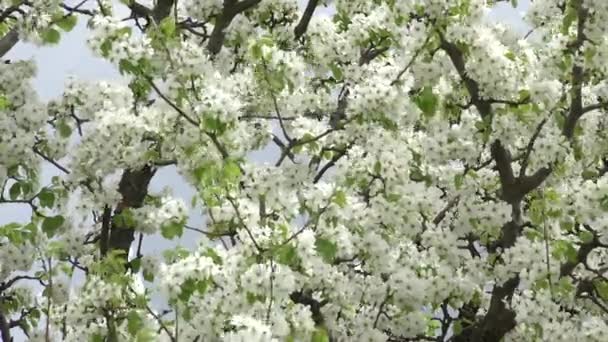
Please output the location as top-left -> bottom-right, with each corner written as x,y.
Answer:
1,0 -> 531,338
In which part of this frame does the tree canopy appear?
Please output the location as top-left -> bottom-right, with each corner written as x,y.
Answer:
1,0 -> 608,341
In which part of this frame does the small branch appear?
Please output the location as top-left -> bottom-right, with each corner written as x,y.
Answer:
135,233 -> 144,258
260,56 -> 292,143
206,132 -> 230,160
519,118 -> 548,177
153,159 -> 177,166
61,0 -> 95,16
143,302 -> 176,342
33,147 -> 71,174
145,76 -> 200,127
313,147 -> 349,184
239,114 -> 297,121
184,225 -> 236,238
271,135 -> 296,163
99,205 -> 112,257
373,290 -> 391,329
226,196 -> 264,252
0,275 -> 45,292
580,101 -> 608,115
265,260 -> 276,323
432,196 -> 460,225
45,258 -> 53,342
392,35 -> 432,86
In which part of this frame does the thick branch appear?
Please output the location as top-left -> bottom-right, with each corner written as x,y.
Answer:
294,0 -> 319,40
125,0 -> 174,22
107,166 -> 156,257
0,310 -> 11,342
563,2 -> 588,139
289,290 -> 326,326
0,29 -> 18,58
152,0 -> 174,23
207,0 -> 262,55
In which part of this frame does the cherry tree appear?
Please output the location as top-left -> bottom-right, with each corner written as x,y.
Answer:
1,0 -> 608,341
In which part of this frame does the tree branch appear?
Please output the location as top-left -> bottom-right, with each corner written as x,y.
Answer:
0,29 -> 19,58
206,0 -> 262,55
563,2 -> 588,139
0,309 -> 11,342
294,0 -> 319,40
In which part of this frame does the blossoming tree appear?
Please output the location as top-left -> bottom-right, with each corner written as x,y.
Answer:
1,0 -> 608,341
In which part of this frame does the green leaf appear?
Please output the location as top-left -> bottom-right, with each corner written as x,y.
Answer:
453,320 -> 463,335
518,89 -> 530,102
178,278 -> 209,302
251,43 -> 263,60
90,333 -> 104,342
414,87 -> 438,116
0,95 -> 10,110
333,190 -> 347,208
159,17 -> 176,37
595,280 -> 608,300
579,231 -> 594,244
373,161 -> 382,174
561,4 -> 577,35
42,215 -> 65,237
161,220 -> 184,239
223,160 -> 242,181
276,244 -> 298,266
113,210 -> 137,228
329,63 -> 343,81
454,174 -> 464,190
552,240 -> 577,263
9,182 -> 21,200
203,247 -> 223,264
41,28 -> 61,44
38,188 -> 55,208
582,169 -> 598,180
203,115 -> 221,131
311,328 -> 329,342
127,311 -> 144,336
115,27 -> 132,37
100,39 -> 112,57
143,270 -> 154,282
55,120 -> 72,138
315,238 -> 337,263
119,59 -> 139,75
130,258 -> 141,272
511,0 -> 518,7
600,195 -> 608,211
136,328 -> 156,342
56,15 -> 78,32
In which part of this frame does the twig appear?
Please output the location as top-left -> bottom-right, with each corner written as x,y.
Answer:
392,35 -> 432,86
519,118 -> 547,177
145,76 -> 199,127
226,196 -> 264,252
33,147 -> 70,174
